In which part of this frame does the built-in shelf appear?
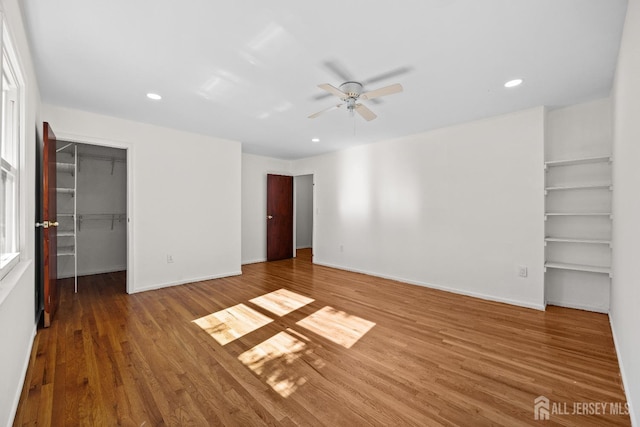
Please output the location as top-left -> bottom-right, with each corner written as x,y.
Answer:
56,142 -> 78,292
56,162 -> 75,172
545,237 -> 611,246
545,261 -> 611,276
545,184 -> 612,191
544,155 -> 612,168
545,212 -> 612,219
57,245 -> 75,256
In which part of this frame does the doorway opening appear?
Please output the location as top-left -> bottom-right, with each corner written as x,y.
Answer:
55,142 -> 128,293
294,174 -> 314,261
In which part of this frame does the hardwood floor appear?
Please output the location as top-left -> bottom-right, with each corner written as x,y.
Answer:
14,249 -> 630,426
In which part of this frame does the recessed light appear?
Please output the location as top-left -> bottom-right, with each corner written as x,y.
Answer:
311,138 -> 320,143
146,93 -> 162,100
504,79 -> 523,88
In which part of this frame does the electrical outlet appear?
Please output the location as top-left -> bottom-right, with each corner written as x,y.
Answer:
167,254 -> 174,264
518,265 -> 528,278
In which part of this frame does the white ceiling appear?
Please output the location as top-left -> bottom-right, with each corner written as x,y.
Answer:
21,1 -> 628,160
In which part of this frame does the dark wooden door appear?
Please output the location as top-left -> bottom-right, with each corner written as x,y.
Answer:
42,122 -> 58,327
267,174 -> 293,261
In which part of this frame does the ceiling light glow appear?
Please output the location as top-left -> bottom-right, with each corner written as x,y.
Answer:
504,79 -> 523,88
146,93 -> 162,100
311,138 -> 320,142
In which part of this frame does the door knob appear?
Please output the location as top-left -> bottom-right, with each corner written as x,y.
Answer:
267,215 -> 273,219
35,220 -> 59,228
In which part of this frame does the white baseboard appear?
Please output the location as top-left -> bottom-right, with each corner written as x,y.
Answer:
609,315 -> 638,426
8,324 -> 37,427
313,260 -> 546,311
57,265 -> 127,279
241,258 -> 266,265
131,270 -> 243,294
546,299 -> 609,314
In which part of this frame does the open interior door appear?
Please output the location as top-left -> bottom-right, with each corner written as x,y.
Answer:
266,174 -> 293,261
39,122 -> 58,327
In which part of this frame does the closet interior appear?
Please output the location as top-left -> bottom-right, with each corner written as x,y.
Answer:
56,142 -> 127,290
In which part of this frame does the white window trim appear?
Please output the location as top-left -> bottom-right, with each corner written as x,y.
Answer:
0,14 -> 25,281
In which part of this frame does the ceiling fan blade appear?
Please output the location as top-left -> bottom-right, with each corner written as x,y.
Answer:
318,83 -> 347,98
355,104 -> 377,121
361,83 -> 403,101
313,92 -> 333,101
308,103 -> 342,119
361,66 -> 412,86
323,60 -> 353,81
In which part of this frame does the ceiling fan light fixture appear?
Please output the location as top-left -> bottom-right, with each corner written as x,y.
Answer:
146,92 -> 162,100
504,78 -> 523,88
309,80 -> 402,121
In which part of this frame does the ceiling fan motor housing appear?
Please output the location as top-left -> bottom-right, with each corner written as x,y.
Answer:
339,81 -> 363,100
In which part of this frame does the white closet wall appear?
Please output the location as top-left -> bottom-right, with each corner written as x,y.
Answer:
295,175 -> 313,249
57,143 -> 127,278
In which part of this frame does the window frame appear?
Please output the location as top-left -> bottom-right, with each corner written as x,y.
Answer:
0,17 -> 25,281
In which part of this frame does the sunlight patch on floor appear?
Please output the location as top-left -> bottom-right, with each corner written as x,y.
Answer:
249,288 -> 315,316
238,330 -> 309,397
296,306 -> 376,349
192,303 -> 273,345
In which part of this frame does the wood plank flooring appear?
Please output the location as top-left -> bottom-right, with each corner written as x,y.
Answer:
14,249 -> 630,426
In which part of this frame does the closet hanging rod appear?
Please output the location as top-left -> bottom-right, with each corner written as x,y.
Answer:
77,213 -> 126,231
77,213 -> 126,217
78,153 -> 126,162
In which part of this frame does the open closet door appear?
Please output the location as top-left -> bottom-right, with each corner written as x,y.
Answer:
39,122 -> 58,327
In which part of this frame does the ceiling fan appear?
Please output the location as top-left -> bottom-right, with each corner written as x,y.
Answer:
308,81 -> 403,121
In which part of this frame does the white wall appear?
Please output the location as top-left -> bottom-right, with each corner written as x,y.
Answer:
545,98 -> 613,160
41,104 -> 242,292
0,1 -> 41,426
293,107 -> 546,309
295,174 -> 313,249
241,153 -> 291,264
611,0 -> 640,424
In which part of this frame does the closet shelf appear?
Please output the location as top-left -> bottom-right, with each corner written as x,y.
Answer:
56,188 -> 75,194
544,155 -> 612,168
545,184 -> 612,191
545,237 -> 611,246
545,262 -> 611,276
57,213 -> 75,217
545,212 -> 612,218
57,231 -> 75,237
57,246 -> 75,256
